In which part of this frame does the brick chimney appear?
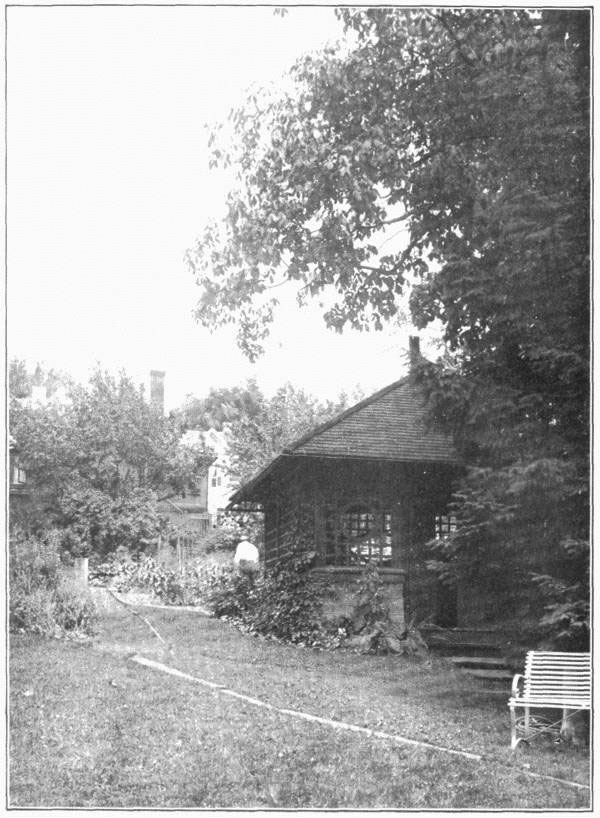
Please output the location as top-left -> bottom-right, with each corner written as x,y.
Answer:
150,370 -> 165,415
408,335 -> 421,370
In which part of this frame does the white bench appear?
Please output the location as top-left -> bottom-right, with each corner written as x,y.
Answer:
508,651 -> 590,749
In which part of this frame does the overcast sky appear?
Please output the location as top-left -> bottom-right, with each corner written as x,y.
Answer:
7,4 -> 432,410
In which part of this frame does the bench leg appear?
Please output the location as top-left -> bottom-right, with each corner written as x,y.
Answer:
510,704 -> 520,750
560,707 -> 567,743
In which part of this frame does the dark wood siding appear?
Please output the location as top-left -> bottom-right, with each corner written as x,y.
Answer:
261,457 -> 456,581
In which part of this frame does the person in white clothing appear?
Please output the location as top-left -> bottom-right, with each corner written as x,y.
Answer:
233,539 -> 259,580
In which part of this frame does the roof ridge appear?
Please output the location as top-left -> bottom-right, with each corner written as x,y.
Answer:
284,375 -> 411,454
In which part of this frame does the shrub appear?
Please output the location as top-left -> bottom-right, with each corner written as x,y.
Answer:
9,530 -> 62,595
208,566 -> 258,618
10,587 -> 57,636
9,531 -> 97,637
249,551 -> 325,643
351,561 -> 390,632
88,553 -> 131,587
58,527 -> 90,559
53,579 -> 97,633
200,526 -> 238,554
205,550 -> 329,645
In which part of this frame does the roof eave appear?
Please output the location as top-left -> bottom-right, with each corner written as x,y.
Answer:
227,452 -> 292,507
227,449 -> 461,508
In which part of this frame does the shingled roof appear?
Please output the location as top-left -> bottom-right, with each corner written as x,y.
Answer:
229,376 -> 458,506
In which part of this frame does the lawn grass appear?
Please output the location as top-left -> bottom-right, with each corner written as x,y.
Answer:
9,603 -> 591,809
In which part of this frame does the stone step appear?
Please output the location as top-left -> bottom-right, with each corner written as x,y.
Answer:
463,668 -> 513,682
427,640 -> 503,656
449,655 -> 508,669
420,626 -> 506,641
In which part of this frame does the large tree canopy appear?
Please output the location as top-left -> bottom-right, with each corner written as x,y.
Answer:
10,366 -> 211,556
189,8 -> 588,363
174,381 -> 265,433
188,8 -> 589,644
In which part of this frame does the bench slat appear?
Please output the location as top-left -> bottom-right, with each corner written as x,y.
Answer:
526,678 -> 590,684
524,659 -> 590,667
525,679 -> 591,690
513,695 -> 590,700
535,659 -> 590,667
520,693 -> 590,699
510,650 -> 591,712
525,671 -> 589,677
526,674 -> 590,679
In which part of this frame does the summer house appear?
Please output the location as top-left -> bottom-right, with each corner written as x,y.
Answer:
229,338 -> 463,631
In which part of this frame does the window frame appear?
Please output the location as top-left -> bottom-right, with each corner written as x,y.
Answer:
322,500 -> 393,568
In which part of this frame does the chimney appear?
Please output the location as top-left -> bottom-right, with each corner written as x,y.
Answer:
150,370 -> 165,415
408,335 -> 421,370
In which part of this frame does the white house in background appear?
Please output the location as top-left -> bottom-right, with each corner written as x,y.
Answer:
148,371 -> 233,531
203,427 -> 233,521
179,427 -> 232,526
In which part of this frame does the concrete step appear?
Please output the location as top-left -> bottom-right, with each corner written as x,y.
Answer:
449,655 -> 508,669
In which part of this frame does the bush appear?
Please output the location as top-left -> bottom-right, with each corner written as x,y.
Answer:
58,527 -> 90,559
205,550 -> 330,645
53,579 -> 97,633
10,530 -> 62,595
200,526 -> 238,554
208,566 -> 258,618
351,562 -> 390,631
88,553 -> 131,587
10,587 -> 57,635
9,531 -> 97,637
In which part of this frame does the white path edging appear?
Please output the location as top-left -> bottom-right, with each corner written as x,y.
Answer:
131,655 -> 477,760
130,655 -> 590,793
136,601 -> 212,615
108,591 -> 212,616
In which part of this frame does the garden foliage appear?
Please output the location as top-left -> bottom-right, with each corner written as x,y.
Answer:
89,553 -> 226,607
208,550 -> 328,645
93,548 -> 328,645
9,531 -> 97,636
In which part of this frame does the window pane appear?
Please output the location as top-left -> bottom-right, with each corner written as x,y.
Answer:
435,514 -> 457,539
323,505 -> 394,567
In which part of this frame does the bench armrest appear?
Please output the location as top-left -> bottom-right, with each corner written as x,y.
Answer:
511,673 -> 524,698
